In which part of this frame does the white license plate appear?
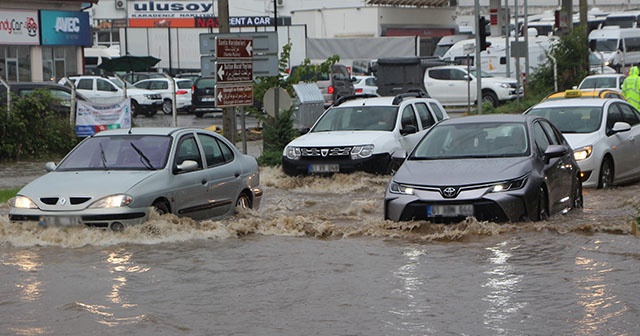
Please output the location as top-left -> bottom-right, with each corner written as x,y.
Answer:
427,204 -> 474,217
202,96 -> 215,102
40,216 -> 82,227
309,164 -> 339,173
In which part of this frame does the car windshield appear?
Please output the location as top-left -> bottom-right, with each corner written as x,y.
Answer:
591,39 -> 619,52
110,77 -> 135,89
411,122 -> 529,159
56,135 -> 172,171
311,106 -> 398,132
579,77 -> 617,89
470,69 -> 493,78
527,106 -> 602,133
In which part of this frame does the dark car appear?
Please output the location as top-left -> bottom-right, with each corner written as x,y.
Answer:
191,76 -> 223,118
289,64 -> 355,107
1,82 -> 88,117
384,114 -> 583,223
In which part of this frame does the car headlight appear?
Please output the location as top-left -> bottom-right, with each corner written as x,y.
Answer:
491,175 -> 528,193
9,195 -> 38,209
89,194 -> 133,209
285,146 -> 301,160
573,145 -> 593,161
351,144 -> 374,159
388,182 -> 414,195
499,83 -> 511,89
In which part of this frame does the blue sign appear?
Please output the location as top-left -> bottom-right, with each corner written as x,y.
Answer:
40,10 -> 91,46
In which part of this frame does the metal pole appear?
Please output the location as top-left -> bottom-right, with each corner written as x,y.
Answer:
505,1 -> 511,78
467,54 -> 471,114
475,0 -> 482,114
514,0 -> 521,105
524,0 -> 529,95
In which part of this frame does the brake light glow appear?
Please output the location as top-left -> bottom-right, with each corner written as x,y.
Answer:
328,85 -> 334,94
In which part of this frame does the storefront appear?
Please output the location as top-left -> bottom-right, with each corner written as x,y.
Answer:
0,1 -> 94,82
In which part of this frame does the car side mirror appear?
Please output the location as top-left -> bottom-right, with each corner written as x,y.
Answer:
392,150 -> 407,161
177,160 -> 199,173
611,121 -> 631,134
300,127 -> 310,135
45,161 -> 57,172
400,124 -> 417,135
543,145 -> 567,164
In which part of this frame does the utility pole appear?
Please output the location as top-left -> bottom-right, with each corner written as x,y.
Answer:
218,0 -> 235,142
580,0 -> 589,74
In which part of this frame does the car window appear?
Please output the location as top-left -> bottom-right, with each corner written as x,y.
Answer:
195,78 -> 215,89
198,134 -> 231,167
528,106 -> 602,134
400,105 -> 418,130
428,101 -> 446,120
532,122 -> 551,156
177,80 -> 193,89
175,136 -> 202,171
312,106 -> 397,132
539,120 -> 563,145
365,77 -> 376,86
450,69 -> 467,80
606,104 -> 625,134
616,102 -> 640,125
429,69 -> 448,80
415,103 -> 435,129
134,81 -> 150,89
97,78 -> 116,92
150,81 -> 168,90
77,78 -> 93,90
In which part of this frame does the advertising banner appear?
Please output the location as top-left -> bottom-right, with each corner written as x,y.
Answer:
75,98 -> 132,137
40,10 -> 91,46
0,10 -> 39,45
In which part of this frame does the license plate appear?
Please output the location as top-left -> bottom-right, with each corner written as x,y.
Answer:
40,216 -> 82,227
427,204 -> 474,217
309,164 -> 339,173
202,96 -> 215,102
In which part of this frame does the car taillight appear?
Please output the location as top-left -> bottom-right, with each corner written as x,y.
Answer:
328,85 -> 334,94
176,90 -> 188,95
355,88 -> 363,94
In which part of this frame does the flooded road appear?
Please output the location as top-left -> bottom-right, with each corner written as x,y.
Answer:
1,164 -> 640,335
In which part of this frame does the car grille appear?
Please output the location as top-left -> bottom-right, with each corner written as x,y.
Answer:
301,147 -> 352,157
40,197 -> 92,205
148,94 -> 162,100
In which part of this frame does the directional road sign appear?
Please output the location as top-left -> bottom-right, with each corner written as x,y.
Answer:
216,37 -> 253,59
215,84 -> 253,107
216,61 -> 253,83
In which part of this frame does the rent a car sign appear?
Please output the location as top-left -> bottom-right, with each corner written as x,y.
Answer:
0,10 -> 39,45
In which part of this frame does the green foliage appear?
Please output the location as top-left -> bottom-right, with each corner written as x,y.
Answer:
257,107 -> 299,167
0,90 -> 78,161
529,29 -> 590,96
0,187 -> 19,203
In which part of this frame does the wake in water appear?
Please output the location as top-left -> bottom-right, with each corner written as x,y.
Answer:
1,166 -> 638,247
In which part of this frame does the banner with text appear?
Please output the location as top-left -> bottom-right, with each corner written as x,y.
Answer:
75,98 -> 132,137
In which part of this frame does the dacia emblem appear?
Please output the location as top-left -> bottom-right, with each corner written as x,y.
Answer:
321,149 -> 329,157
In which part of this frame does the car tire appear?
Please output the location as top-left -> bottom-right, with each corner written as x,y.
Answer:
386,158 -> 401,175
482,90 -> 499,107
597,158 -> 613,189
131,100 -> 140,117
162,99 -> 172,115
152,200 -> 170,215
573,174 -> 584,209
194,111 -> 204,118
235,192 -> 252,212
144,106 -> 157,117
535,186 -> 549,221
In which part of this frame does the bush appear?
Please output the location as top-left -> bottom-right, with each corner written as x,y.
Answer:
257,107 -> 299,167
0,90 -> 78,161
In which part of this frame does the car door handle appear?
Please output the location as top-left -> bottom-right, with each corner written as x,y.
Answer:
234,171 -> 240,178
201,179 -> 207,185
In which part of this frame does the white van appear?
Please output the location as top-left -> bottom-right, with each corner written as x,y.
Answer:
601,11 -> 640,29
433,34 -> 473,58
588,27 -> 640,73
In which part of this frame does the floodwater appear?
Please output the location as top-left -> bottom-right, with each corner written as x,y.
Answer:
1,164 -> 640,335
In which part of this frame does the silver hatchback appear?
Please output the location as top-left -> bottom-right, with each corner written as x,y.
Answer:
9,127 -> 262,231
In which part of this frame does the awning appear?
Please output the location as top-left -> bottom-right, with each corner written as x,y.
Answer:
366,0 -> 452,7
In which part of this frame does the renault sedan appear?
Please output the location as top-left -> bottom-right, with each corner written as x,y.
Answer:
525,98 -> 640,188
384,114 -> 582,223
9,127 -> 263,231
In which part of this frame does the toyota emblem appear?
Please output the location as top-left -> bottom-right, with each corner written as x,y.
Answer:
442,187 -> 458,198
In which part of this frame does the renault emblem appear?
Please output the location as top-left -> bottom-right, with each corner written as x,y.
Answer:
442,187 -> 458,198
59,198 -> 67,205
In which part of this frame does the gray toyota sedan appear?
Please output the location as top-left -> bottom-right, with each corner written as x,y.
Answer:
384,114 -> 582,223
9,127 -> 262,231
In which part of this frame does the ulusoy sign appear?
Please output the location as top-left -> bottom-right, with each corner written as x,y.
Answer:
216,37 -> 253,59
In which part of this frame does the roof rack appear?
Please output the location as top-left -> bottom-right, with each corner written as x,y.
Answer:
332,93 -> 379,106
392,90 -> 429,105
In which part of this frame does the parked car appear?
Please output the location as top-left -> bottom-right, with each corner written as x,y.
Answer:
282,92 -> 449,176
423,65 -> 522,107
289,63 -> 355,107
525,97 -> 640,189
1,82 -> 88,116
542,89 -> 625,101
121,72 -> 166,84
8,127 -> 263,231
59,75 -> 163,117
175,72 -> 201,82
352,75 -> 378,95
134,77 -> 193,114
384,114 -> 582,223
577,73 -> 626,92
191,76 -> 223,118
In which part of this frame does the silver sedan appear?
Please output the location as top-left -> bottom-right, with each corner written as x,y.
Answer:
9,127 -> 262,231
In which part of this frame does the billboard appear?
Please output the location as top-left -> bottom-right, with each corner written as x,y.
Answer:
40,10 -> 91,46
0,10 -> 39,45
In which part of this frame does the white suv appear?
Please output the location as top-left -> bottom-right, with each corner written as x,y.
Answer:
423,65 -> 522,107
133,77 -> 193,114
282,93 -> 449,175
59,75 -> 163,117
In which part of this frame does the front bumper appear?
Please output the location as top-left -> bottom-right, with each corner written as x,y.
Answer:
282,153 -> 391,175
9,207 -> 149,230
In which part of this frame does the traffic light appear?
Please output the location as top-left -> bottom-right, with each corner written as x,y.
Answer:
479,16 -> 488,51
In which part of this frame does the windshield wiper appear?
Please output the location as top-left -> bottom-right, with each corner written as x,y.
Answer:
130,143 -> 154,170
99,143 -> 108,169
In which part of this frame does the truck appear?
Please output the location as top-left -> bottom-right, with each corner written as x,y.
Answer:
373,56 -> 446,96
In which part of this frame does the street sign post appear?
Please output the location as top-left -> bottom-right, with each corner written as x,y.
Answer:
216,61 -> 253,83
215,37 -> 253,59
215,84 -> 253,107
